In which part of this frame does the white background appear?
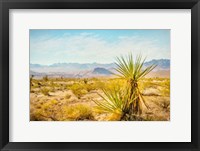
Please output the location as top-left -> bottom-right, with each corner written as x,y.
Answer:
9,9 -> 191,142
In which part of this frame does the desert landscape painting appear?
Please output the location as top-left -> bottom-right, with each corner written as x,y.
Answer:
30,29 -> 170,121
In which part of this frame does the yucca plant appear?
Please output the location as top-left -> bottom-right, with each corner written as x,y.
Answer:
93,86 -> 135,119
115,54 -> 157,116
94,54 -> 156,120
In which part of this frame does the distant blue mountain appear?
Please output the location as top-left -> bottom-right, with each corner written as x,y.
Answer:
30,59 -> 170,78
30,64 -> 43,68
92,67 -> 112,75
144,59 -> 170,69
30,59 -> 170,70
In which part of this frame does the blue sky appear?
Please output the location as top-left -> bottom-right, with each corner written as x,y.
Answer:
30,29 -> 170,65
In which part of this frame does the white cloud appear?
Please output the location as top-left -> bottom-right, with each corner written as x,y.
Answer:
30,32 -> 170,64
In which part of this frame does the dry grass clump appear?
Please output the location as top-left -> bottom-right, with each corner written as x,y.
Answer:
140,113 -> 169,121
30,99 -> 94,121
67,80 -> 105,99
65,94 -> 72,99
138,78 -> 170,97
31,99 -> 60,121
41,88 -> 51,96
67,83 -> 88,99
153,98 -> 170,112
62,104 -> 94,121
104,78 -> 126,90
43,75 -> 48,82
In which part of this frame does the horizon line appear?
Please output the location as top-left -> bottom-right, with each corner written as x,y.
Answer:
30,58 -> 170,66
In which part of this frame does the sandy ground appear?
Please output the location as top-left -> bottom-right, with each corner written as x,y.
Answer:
30,78 -> 170,121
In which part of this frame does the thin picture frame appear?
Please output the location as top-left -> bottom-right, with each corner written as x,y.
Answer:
0,0 -> 199,151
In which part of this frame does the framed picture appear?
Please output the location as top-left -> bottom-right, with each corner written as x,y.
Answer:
0,0 -> 199,150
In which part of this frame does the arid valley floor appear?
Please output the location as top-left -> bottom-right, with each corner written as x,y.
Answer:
30,77 -> 170,121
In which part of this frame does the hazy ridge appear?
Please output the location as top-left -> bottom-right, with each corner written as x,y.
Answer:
30,59 -> 170,78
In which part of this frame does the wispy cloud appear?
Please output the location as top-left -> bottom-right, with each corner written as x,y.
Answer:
30,30 -> 170,65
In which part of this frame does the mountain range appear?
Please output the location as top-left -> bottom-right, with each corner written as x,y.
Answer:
30,59 -> 170,78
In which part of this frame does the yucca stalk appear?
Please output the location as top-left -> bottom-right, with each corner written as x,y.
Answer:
115,54 -> 157,116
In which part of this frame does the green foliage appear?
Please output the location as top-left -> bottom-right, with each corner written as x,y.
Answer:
94,87 -> 128,114
115,54 -> 156,80
94,54 -> 157,120
115,54 -> 156,115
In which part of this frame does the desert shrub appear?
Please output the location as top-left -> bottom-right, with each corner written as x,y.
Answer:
153,99 -> 170,111
139,78 -> 170,97
31,100 -> 60,121
139,79 -> 159,91
104,78 -> 126,90
31,84 -> 39,89
84,84 -> 96,92
67,79 -> 106,98
31,100 -> 94,121
140,114 -> 169,121
49,81 -> 56,87
160,79 -> 170,97
43,75 -> 48,82
65,94 -> 71,99
62,104 -> 94,120
83,78 -> 88,84
67,83 -> 87,99
84,82 -> 102,92
93,81 -> 106,90
41,88 -> 50,96
160,87 -> 170,97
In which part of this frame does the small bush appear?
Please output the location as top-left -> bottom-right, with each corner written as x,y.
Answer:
153,99 -> 170,111
62,104 -> 94,120
67,83 -> 87,99
41,88 -> 50,96
43,75 -> 48,82
31,100 -> 59,121
83,78 -> 88,84
65,94 -> 71,99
